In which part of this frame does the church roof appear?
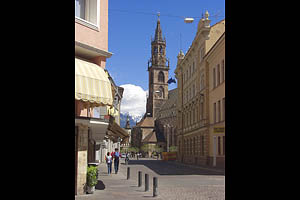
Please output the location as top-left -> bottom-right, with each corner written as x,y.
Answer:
136,116 -> 155,127
156,88 -> 178,119
142,130 -> 157,143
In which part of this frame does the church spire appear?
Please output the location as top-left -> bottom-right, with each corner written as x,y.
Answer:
125,114 -> 130,129
154,12 -> 164,42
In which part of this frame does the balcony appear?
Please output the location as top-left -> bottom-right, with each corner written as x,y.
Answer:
75,101 -> 111,142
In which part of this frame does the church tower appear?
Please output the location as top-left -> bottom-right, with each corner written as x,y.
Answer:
146,13 -> 169,118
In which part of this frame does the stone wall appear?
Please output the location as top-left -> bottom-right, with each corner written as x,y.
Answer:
76,124 -> 89,195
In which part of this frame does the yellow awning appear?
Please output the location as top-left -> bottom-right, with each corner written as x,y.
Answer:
75,58 -> 113,106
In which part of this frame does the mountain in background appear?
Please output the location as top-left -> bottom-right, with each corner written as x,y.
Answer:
120,113 -> 143,128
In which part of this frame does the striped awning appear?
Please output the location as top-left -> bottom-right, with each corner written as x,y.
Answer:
75,58 -> 113,106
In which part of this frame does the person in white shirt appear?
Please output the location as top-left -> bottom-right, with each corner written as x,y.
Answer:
105,152 -> 112,174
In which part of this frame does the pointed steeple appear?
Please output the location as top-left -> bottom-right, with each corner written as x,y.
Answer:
125,114 -> 130,129
154,12 -> 163,42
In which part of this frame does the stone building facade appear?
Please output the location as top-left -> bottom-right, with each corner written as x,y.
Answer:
175,11 -> 225,167
155,88 -> 178,152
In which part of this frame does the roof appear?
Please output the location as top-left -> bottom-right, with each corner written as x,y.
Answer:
142,130 -> 157,143
136,116 -> 155,127
156,88 -> 178,119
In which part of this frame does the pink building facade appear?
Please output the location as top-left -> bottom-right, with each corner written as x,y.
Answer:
75,0 -> 121,195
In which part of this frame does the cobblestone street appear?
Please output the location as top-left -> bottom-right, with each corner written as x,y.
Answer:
75,158 -> 225,200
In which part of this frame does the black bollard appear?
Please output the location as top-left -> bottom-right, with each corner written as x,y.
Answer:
127,167 -> 130,180
145,174 -> 149,191
138,171 -> 142,187
153,177 -> 158,197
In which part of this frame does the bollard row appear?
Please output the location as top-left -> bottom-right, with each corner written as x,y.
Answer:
126,168 -> 158,197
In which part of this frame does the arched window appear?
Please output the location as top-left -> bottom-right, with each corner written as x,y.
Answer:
158,71 -> 165,82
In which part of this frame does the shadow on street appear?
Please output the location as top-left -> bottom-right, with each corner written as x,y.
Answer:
126,159 -> 224,176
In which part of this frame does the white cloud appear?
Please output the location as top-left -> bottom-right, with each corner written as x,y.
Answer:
120,84 -> 146,119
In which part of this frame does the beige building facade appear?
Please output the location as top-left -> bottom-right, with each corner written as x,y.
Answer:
175,11 -> 225,167
206,32 -> 225,167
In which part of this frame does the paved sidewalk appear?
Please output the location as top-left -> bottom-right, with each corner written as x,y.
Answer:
75,159 -> 163,200
75,158 -> 225,200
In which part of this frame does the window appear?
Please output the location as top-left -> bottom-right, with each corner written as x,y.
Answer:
222,59 -> 225,82
189,66 -> 191,77
200,102 -> 204,120
218,100 -> 221,122
75,0 -> 98,26
201,74 -> 205,90
196,106 -> 198,122
193,109 -> 195,124
214,102 -> 216,123
201,135 -> 205,156
158,71 -> 165,82
75,0 -> 85,19
186,90 -> 188,101
193,84 -> 195,97
217,64 -> 220,86
213,68 -> 216,88
223,136 -> 225,155
193,138 -> 196,154
222,97 -> 225,121
192,61 -> 195,74
200,47 -> 205,62
218,136 -> 221,155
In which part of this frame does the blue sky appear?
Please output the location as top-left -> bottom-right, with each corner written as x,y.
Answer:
106,0 -> 225,92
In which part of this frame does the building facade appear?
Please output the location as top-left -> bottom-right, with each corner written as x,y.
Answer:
75,0 -> 128,195
206,33 -> 225,167
155,88 -> 178,152
175,11 -> 225,167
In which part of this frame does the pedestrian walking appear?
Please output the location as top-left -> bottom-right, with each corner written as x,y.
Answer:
112,148 -> 120,174
105,152 -> 112,174
125,152 -> 130,164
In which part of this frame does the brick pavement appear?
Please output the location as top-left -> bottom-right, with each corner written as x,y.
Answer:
75,158 -> 225,200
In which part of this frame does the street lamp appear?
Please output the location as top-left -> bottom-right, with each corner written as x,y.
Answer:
184,18 -> 194,23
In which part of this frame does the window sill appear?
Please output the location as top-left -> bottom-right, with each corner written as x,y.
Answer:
75,17 -> 99,31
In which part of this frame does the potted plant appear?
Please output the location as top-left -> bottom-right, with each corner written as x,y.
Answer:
86,165 -> 98,194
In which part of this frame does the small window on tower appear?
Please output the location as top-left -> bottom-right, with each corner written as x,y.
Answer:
158,71 -> 165,82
